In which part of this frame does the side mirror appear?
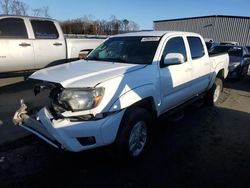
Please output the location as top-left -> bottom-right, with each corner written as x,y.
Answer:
79,49 -> 93,59
162,53 -> 185,66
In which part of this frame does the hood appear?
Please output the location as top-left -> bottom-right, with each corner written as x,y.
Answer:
30,60 -> 146,88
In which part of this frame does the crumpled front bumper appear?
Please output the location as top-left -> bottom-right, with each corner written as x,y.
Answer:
13,102 -> 124,152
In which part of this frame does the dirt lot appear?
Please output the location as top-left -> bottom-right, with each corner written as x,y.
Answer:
0,76 -> 250,188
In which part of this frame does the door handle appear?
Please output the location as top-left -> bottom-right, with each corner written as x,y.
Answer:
185,68 -> 192,72
19,43 -> 31,47
53,42 -> 63,46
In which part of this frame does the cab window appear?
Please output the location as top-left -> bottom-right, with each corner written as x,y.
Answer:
163,37 -> 187,62
187,36 -> 205,59
0,18 -> 28,39
31,20 -> 59,39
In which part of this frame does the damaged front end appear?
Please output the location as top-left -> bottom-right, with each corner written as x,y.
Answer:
13,80 -> 124,152
13,81 -> 65,149
13,100 -> 61,149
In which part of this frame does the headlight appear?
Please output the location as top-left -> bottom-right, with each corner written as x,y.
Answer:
229,62 -> 240,71
230,62 -> 240,67
59,87 -> 105,111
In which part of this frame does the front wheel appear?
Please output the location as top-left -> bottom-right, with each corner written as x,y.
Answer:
205,77 -> 223,106
115,107 -> 152,158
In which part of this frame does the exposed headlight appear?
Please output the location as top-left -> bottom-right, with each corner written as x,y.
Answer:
59,87 -> 105,111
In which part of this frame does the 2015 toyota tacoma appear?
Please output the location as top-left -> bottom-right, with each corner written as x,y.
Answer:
13,31 -> 229,158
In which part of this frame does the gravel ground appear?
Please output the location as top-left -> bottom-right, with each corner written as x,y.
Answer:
0,75 -> 250,188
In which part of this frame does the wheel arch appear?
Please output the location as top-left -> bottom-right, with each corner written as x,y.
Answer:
208,68 -> 225,90
108,84 -> 159,116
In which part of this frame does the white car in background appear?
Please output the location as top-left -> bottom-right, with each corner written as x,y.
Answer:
0,16 -> 105,77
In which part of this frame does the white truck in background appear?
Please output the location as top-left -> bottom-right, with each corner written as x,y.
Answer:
13,31 -> 229,158
0,16 -> 105,77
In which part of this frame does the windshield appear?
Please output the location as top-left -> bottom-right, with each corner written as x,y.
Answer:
86,36 -> 160,64
210,46 -> 243,57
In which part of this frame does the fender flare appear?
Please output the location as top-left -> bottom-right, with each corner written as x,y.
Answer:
208,64 -> 226,89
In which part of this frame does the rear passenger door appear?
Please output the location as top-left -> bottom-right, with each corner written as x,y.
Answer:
0,17 -> 35,73
159,36 -> 193,113
30,19 -> 66,69
187,36 -> 211,94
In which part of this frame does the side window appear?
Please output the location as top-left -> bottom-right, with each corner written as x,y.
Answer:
31,20 -> 59,39
163,37 -> 187,62
187,37 -> 205,59
0,18 -> 28,39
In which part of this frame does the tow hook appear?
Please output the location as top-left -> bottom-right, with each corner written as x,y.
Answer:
13,99 -> 28,125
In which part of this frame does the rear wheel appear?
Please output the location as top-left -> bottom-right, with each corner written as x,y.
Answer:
205,77 -> 223,106
115,107 -> 152,158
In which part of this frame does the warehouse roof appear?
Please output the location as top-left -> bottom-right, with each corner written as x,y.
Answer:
154,15 -> 250,23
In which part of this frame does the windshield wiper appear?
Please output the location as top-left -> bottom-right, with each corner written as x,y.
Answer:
86,57 -> 129,63
108,58 -> 127,63
86,56 -> 101,61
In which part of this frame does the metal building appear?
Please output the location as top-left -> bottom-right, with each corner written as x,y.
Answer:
154,15 -> 250,46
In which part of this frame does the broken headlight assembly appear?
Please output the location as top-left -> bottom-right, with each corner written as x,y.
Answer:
58,87 -> 105,111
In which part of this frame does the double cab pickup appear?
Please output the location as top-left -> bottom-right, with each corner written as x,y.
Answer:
13,31 -> 229,158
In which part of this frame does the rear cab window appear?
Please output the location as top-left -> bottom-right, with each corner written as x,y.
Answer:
0,18 -> 28,39
31,20 -> 59,39
187,36 -> 205,59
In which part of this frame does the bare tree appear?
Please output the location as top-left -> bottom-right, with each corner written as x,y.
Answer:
0,0 -> 50,17
0,0 -> 11,14
10,0 -> 28,15
32,8 -> 42,17
128,21 -> 139,31
43,6 -> 49,18
122,19 -> 129,31
32,6 -> 50,17
0,0 -> 28,15
61,16 -> 139,35
0,0 -> 10,15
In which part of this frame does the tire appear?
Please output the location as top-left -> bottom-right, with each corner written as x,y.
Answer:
240,64 -> 249,78
115,107 -> 152,159
205,77 -> 223,106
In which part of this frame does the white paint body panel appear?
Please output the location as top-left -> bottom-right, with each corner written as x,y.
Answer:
66,38 -> 105,59
19,31 -> 229,152
0,16 -> 104,73
0,39 -> 35,72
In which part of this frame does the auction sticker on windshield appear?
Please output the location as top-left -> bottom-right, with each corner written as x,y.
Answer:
141,37 -> 160,42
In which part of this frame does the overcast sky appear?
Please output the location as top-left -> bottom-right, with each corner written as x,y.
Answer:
24,0 -> 250,30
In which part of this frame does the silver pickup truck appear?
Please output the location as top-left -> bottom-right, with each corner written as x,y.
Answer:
0,15 -> 104,76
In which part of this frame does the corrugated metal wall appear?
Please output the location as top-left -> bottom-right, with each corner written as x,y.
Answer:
154,16 -> 250,46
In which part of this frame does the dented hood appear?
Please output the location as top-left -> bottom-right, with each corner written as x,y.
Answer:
30,60 -> 145,88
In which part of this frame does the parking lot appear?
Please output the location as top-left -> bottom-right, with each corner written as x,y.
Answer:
0,75 -> 250,187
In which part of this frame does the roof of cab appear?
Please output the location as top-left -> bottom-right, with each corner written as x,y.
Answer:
112,30 -> 199,37
0,15 -> 57,22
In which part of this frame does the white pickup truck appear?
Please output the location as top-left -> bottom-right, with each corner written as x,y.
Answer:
0,16 -> 104,76
13,31 -> 229,158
